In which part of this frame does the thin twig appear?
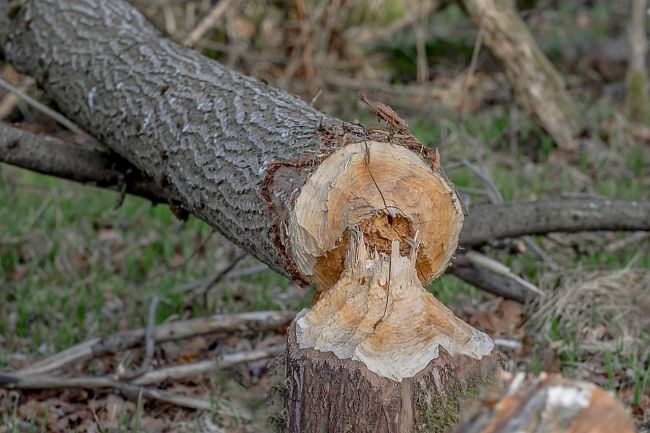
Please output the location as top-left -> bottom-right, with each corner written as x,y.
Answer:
131,346 -> 284,385
19,311 -> 295,375
199,251 -> 248,307
172,263 -> 269,294
121,296 -> 159,380
0,78 -> 90,138
605,232 -> 650,252
0,373 -> 246,415
0,77 -> 33,120
183,0 -> 233,46
459,28 -> 483,118
349,0 -> 443,45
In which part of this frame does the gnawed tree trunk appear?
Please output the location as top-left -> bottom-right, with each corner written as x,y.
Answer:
0,0 -> 463,292
461,0 -> 582,150
285,230 -> 500,433
1,1 -> 645,431
276,136 -> 499,431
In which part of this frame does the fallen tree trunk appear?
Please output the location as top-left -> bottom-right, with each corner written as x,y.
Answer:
461,0 -> 582,150
0,0 -> 457,292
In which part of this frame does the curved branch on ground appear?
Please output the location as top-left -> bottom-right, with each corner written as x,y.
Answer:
461,199 -> 650,248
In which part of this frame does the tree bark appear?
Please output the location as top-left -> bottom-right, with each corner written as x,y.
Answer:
0,0 -> 455,291
0,122 -> 175,203
0,0 -> 329,281
285,321 -> 499,433
461,0 -> 582,150
460,199 -> 650,248
626,0 -> 649,122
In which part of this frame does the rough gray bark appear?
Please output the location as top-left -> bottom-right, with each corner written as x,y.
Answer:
0,0 -> 349,280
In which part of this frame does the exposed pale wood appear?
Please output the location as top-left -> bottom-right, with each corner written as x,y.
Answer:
289,140 -> 464,292
296,232 -> 493,381
456,372 -> 636,433
0,0 -> 444,287
285,230 -> 499,432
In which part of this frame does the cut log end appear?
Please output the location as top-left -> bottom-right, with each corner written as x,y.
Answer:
456,372 -> 637,433
288,140 -> 464,293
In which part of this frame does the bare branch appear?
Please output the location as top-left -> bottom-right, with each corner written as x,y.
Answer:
0,373 -> 244,415
0,78 -> 89,137
120,296 -> 159,380
182,0 -> 232,46
451,256 -> 539,303
460,199 -> 650,248
20,311 -> 295,375
0,122 -> 176,204
131,346 -> 284,385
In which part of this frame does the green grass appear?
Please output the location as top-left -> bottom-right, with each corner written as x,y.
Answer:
0,168 -> 299,356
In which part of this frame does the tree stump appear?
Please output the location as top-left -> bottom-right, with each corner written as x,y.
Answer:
281,141 -> 500,432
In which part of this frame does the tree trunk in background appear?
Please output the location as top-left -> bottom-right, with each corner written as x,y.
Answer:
461,0 -> 582,150
627,0 -> 649,122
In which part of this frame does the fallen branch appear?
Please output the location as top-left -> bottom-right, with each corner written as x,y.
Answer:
131,345 -> 284,385
460,0 -> 582,150
451,256 -> 538,303
120,296 -> 159,380
20,311 -> 295,375
0,373 -> 243,415
0,122 -> 175,204
461,199 -> 650,248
